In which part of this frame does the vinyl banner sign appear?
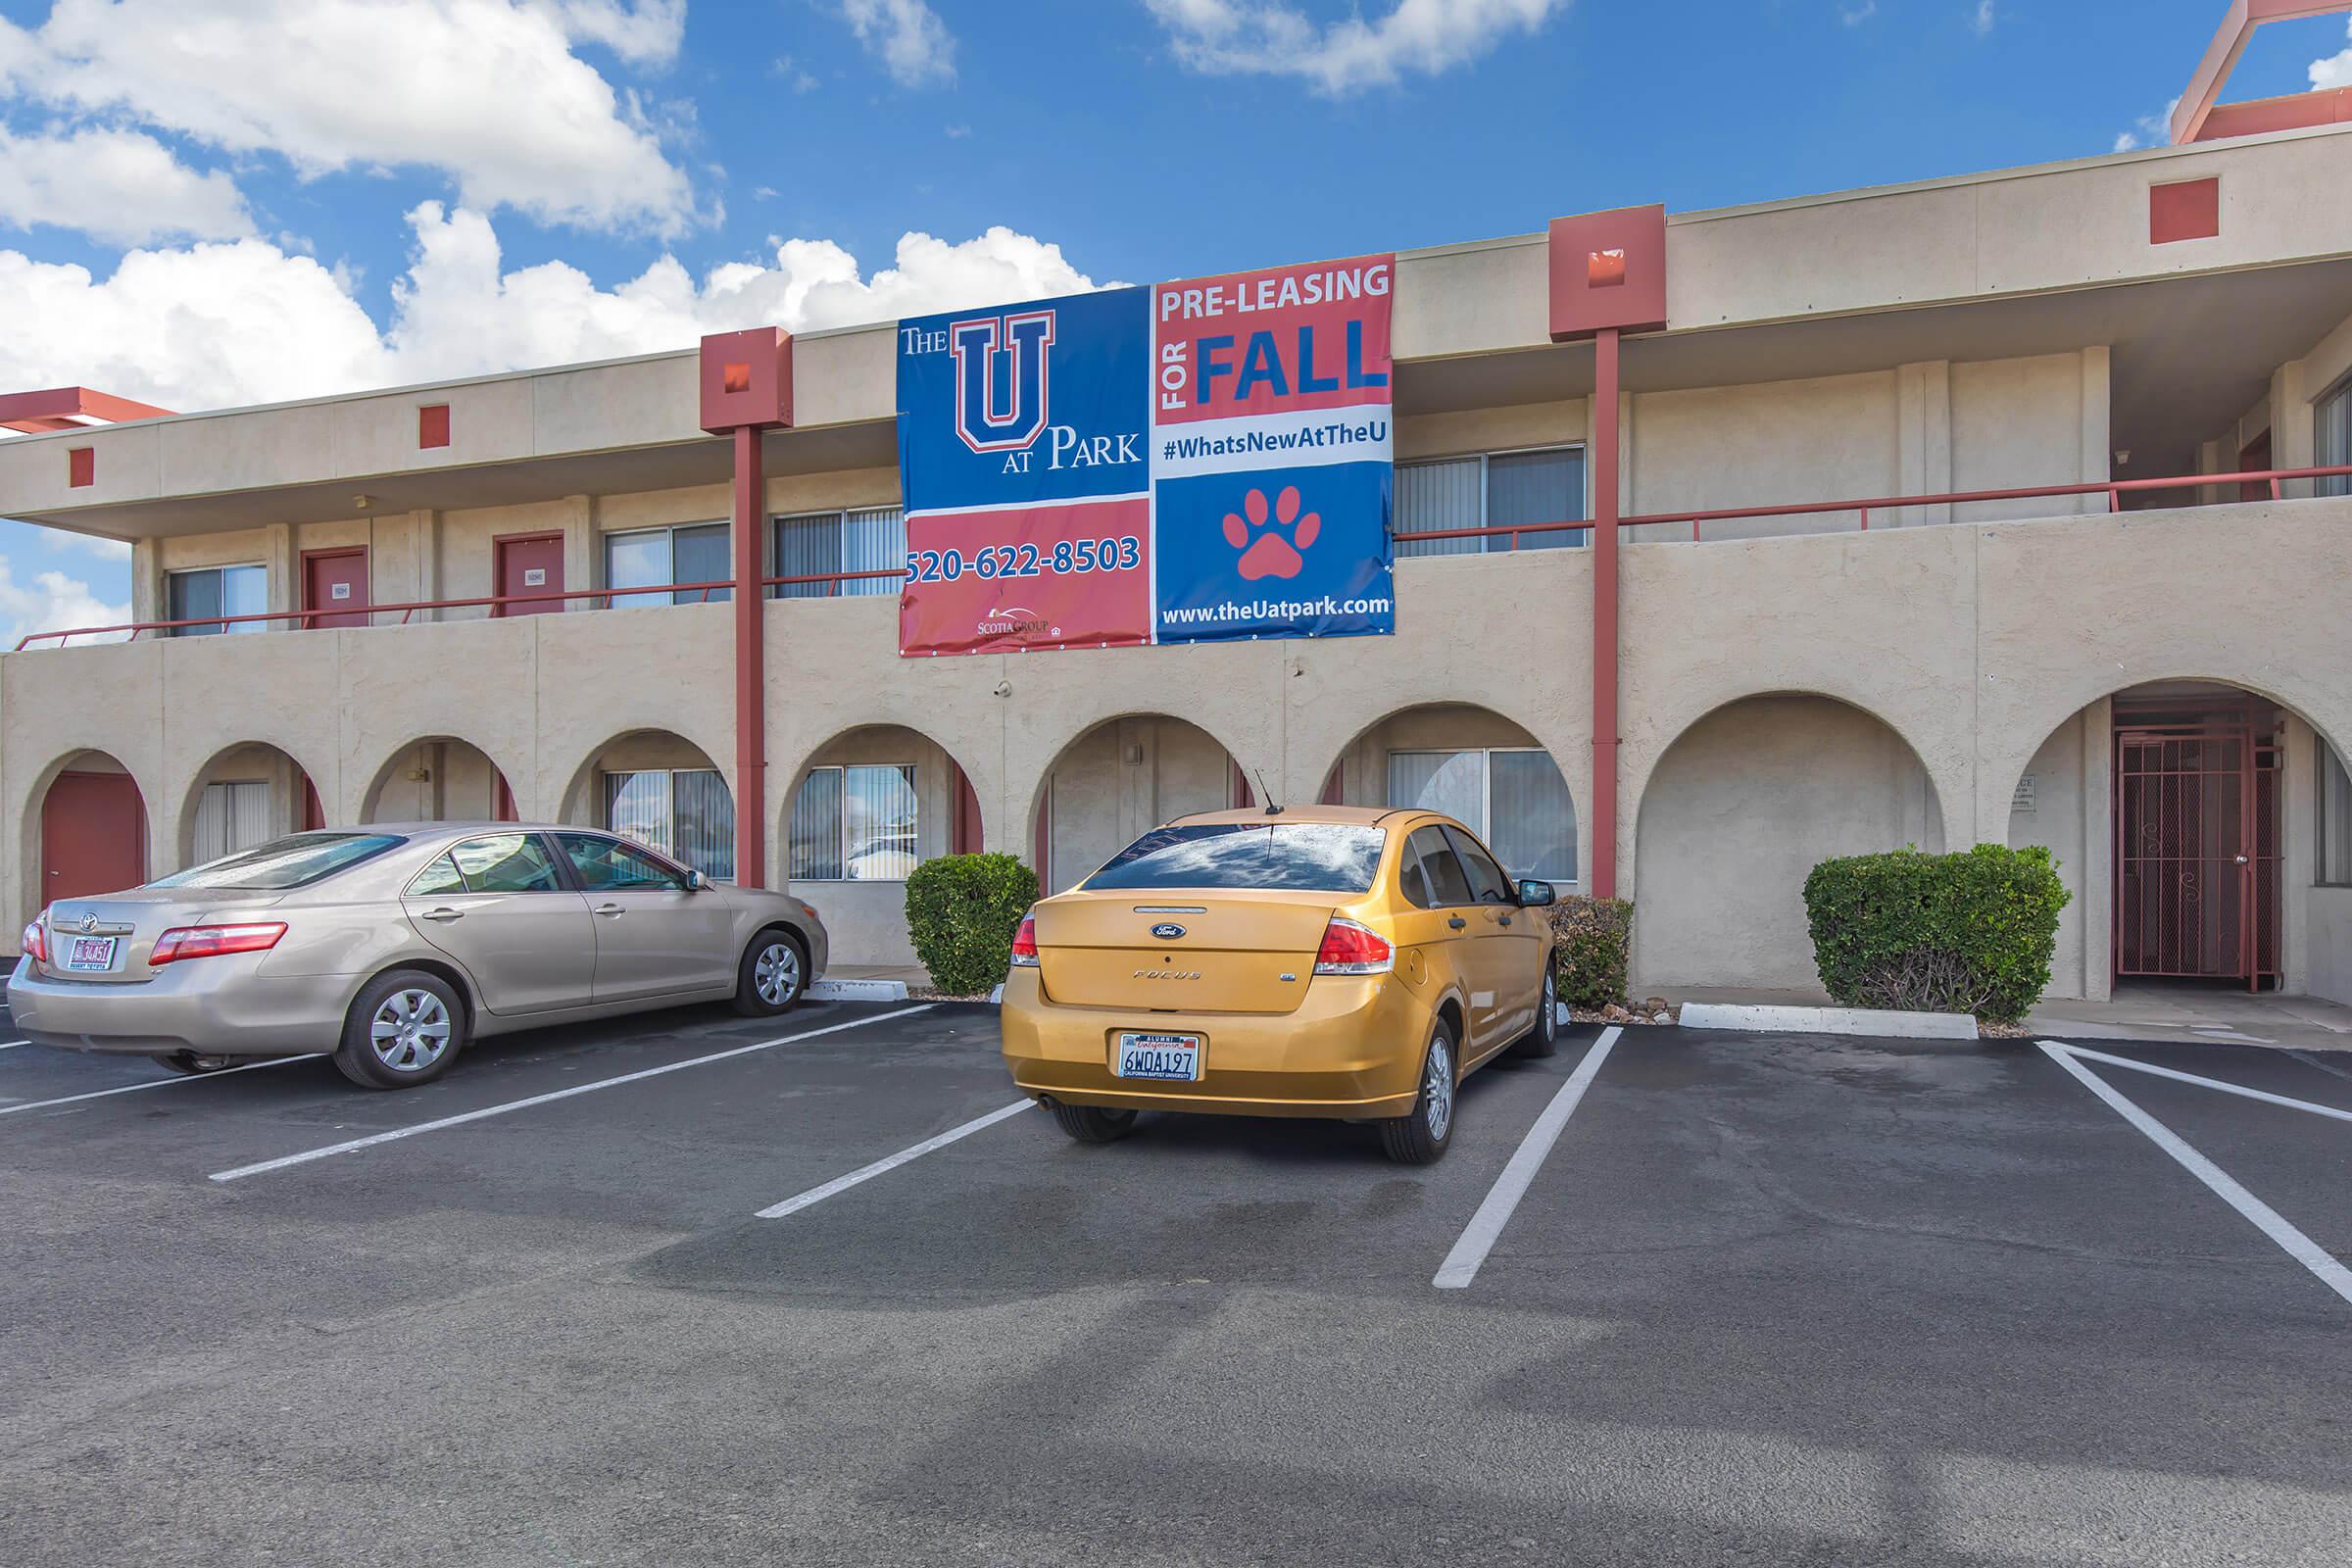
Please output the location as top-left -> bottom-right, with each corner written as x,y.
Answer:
896,255 -> 1395,656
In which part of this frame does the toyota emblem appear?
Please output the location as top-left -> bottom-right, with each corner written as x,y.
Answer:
79,913 -> 99,933
1149,922 -> 1187,941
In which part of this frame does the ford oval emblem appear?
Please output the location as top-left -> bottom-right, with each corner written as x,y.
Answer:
1149,922 -> 1187,941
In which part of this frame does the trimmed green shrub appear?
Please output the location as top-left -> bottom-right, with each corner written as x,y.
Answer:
1802,844 -> 2070,1023
1548,895 -> 1635,1011
905,854 -> 1037,995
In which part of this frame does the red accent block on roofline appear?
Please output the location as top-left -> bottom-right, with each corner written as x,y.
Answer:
418,403 -> 451,449
1548,204 -> 1668,342
2150,177 -> 2221,245
699,327 -> 793,433
68,447 -> 94,488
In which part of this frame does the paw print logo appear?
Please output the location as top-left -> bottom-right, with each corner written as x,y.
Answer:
1221,485 -> 1321,581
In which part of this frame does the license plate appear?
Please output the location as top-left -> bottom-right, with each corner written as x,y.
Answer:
1114,1032 -> 1202,1082
63,935 -> 119,973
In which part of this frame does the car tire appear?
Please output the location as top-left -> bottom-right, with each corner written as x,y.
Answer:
732,928 -> 808,1017
151,1051 -> 235,1075
1380,1017 -> 1458,1165
333,969 -> 467,1090
1048,1102 -> 1139,1144
1513,961 -> 1560,1059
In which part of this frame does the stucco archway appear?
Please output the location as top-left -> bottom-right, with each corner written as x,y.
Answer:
25,749 -> 152,914
1632,692 -> 1945,995
361,736 -> 521,826
557,728 -> 736,882
1317,702 -> 1582,885
172,740 -> 327,870
1028,713 -> 1247,894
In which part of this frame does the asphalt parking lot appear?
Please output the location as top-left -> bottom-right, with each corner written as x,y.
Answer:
3,1000 -> 2350,1566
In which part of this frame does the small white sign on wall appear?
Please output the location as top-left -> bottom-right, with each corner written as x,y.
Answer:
2012,773 -> 2037,813
329,582 -> 352,601
523,567 -> 547,587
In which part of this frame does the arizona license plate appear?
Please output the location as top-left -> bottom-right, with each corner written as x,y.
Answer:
63,935 -> 119,973
1113,1032 -> 1202,1081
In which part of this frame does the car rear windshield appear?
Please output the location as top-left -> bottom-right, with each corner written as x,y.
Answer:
151,832 -> 407,891
1082,823 -> 1388,893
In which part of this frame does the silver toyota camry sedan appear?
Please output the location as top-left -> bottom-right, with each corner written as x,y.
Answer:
8,823 -> 829,1090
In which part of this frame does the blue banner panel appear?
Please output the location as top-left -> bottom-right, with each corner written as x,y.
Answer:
1152,461 -> 1396,643
896,285 -> 1152,517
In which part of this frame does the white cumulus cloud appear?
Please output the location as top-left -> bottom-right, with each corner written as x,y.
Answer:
0,558 -> 130,649
841,0 -> 956,86
0,0 -> 698,236
2313,19 -> 2352,91
1145,0 -> 1565,93
0,123 -> 254,246
0,206 -> 1109,411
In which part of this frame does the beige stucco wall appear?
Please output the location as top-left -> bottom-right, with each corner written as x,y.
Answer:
6,494 -> 2352,996
1632,694 -> 1943,994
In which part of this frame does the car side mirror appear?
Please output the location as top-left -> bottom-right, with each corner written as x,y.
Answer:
685,870 -> 708,891
1516,879 -> 1555,907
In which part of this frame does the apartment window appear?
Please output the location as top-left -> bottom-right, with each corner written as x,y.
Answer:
603,768 -> 735,880
190,780 -> 271,863
789,764 -> 918,880
604,522 -> 730,606
772,508 -> 906,598
1388,748 -> 1577,884
1396,447 -> 1587,558
2319,376 -> 2352,500
2323,739 -> 2352,887
166,564 -> 268,636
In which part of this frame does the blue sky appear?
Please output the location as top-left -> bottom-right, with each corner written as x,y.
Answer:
1,0 -> 2348,640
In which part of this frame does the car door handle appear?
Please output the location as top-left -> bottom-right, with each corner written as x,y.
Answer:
593,904 -> 626,917
1447,916 -> 1467,930
419,907 -> 465,923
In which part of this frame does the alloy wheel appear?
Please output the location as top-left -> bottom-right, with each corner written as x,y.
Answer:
754,941 -> 802,1006
1424,1036 -> 1454,1143
369,989 -> 453,1073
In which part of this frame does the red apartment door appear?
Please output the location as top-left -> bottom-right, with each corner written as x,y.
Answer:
2114,709 -> 2281,990
303,548 -> 370,629
41,772 -> 146,905
2238,431 -> 2273,503
495,533 -> 565,615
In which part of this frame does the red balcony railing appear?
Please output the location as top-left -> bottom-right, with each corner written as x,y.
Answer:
1409,462 -> 2352,548
16,463 -> 2352,648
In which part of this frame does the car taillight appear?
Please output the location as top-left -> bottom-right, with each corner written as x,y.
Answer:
1007,913 -> 1039,967
148,922 -> 287,967
1313,916 -> 1394,976
21,917 -> 47,964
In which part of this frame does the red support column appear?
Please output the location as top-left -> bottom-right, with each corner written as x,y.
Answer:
732,423 -> 767,888
699,325 -> 793,889
1590,326 -> 1622,901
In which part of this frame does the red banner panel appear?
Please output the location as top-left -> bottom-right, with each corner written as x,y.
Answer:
899,497 -> 1152,656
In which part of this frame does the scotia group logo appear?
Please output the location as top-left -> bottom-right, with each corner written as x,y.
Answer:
1221,484 -> 1321,580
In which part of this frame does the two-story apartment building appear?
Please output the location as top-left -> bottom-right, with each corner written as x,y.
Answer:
3,95 -> 2352,1005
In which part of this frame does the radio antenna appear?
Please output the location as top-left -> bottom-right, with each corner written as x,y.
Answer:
1254,768 -> 1284,815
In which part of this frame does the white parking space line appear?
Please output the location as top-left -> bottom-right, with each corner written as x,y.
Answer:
210,1005 -> 935,1184
1434,1026 -> 1623,1291
756,1099 -> 1033,1219
1,1054 -> 323,1116
0,1039 -> 29,1051
2039,1041 -> 2352,1309
2059,1044 -> 2352,1125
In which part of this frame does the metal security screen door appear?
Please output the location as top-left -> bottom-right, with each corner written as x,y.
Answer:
2113,702 -> 2281,989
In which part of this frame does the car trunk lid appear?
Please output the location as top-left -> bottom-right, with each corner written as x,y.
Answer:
1032,890 -> 1334,1014
36,889 -> 283,984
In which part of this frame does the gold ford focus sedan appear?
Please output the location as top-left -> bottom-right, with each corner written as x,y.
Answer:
1000,806 -> 1558,1163
9,824 -> 827,1090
